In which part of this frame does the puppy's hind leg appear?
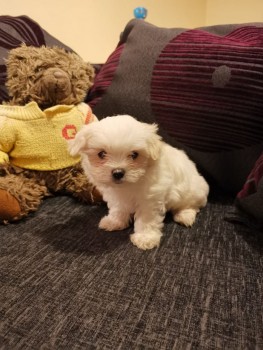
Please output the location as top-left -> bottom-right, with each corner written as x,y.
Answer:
173,208 -> 199,227
172,177 -> 209,227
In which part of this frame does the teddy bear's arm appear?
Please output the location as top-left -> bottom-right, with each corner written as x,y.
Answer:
77,103 -> 98,124
0,116 -> 15,163
0,150 -> 9,163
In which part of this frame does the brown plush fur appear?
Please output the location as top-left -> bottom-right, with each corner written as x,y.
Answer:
0,44 -> 102,224
6,44 -> 95,108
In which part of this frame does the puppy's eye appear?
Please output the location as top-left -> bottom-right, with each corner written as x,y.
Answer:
98,150 -> 106,159
131,151 -> 139,160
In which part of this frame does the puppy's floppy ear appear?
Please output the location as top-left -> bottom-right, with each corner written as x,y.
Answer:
145,123 -> 162,161
68,127 -> 90,156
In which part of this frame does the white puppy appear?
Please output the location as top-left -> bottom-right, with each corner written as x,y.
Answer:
69,115 -> 209,250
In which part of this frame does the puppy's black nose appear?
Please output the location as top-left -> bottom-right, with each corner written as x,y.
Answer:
112,169 -> 125,180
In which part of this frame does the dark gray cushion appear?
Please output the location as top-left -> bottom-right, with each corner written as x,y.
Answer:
87,19 -> 263,194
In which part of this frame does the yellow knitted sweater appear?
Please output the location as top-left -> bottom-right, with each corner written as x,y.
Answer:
0,101 -> 97,170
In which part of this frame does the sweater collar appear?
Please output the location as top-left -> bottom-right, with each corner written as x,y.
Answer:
0,101 -> 75,120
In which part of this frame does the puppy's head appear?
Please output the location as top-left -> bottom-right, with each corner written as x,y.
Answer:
69,115 -> 162,186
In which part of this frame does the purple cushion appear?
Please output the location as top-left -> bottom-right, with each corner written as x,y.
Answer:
87,19 -> 263,193
0,15 -> 74,103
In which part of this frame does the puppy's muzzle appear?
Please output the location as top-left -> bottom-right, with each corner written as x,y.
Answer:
112,168 -> 125,182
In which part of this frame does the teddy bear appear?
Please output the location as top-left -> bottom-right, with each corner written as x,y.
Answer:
0,43 -> 102,224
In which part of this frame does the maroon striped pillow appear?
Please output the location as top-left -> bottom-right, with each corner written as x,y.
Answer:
87,19 -> 263,194
236,153 -> 263,228
151,27 -> 263,152
88,44 -> 125,109
237,153 -> 263,199
0,15 -> 74,103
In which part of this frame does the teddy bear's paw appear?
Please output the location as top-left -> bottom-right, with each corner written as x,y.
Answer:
130,231 -> 162,250
0,189 -> 22,223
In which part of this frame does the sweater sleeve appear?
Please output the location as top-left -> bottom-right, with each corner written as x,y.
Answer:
0,116 -> 15,163
76,103 -> 98,124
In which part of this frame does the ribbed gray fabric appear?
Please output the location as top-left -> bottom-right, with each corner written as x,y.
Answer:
0,195 -> 262,349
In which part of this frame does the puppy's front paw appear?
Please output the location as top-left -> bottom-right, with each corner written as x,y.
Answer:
130,231 -> 162,250
173,208 -> 198,227
99,215 -> 129,231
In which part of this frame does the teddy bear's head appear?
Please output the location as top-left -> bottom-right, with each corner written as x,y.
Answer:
5,44 -> 95,108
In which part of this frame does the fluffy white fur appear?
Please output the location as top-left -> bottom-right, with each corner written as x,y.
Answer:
69,115 -> 209,250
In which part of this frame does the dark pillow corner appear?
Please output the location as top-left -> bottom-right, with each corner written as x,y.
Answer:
233,153 -> 263,230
